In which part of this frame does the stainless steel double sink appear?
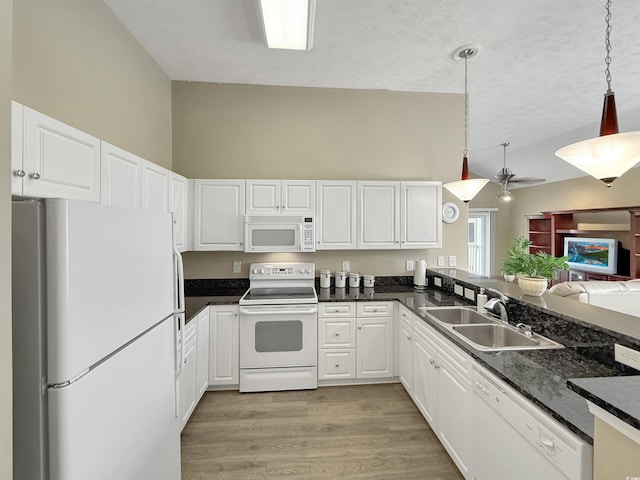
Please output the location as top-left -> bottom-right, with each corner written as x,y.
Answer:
417,307 -> 564,352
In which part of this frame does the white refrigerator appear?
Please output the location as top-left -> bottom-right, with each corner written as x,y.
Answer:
12,198 -> 183,480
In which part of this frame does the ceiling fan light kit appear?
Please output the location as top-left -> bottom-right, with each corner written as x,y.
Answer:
494,142 -> 544,201
257,0 -> 316,51
444,45 -> 490,203
555,0 -> 640,187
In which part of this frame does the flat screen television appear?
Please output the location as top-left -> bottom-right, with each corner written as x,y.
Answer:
563,237 -> 618,275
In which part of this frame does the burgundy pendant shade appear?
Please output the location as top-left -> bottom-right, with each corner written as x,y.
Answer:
460,156 -> 470,181
599,91 -> 619,136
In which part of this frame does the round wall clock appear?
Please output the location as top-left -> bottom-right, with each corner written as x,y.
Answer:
442,202 -> 460,223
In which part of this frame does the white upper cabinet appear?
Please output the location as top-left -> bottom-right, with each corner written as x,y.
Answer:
194,179 -> 245,251
12,102 -> 101,202
357,181 -> 401,249
142,160 -> 169,213
400,181 -> 442,249
169,172 -> 189,252
246,180 -> 315,215
316,181 -> 357,250
100,141 -> 143,209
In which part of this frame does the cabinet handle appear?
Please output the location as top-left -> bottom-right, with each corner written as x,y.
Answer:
407,335 -> 411,340
358,326 -> 362,330
429,359 -> 435,365
335,332 -> 340,336
14,169 -> 25,178
335,364 -> 340,368
434,364 -> 440,370
539,438 -> 555,450
29,172 -> 41,180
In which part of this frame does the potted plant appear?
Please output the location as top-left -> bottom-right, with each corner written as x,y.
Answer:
502,236 -> 569,296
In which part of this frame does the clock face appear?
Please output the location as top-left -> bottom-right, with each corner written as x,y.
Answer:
442,202 -> 460,223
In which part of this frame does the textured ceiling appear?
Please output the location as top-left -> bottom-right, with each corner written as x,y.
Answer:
105,0 -> 640,188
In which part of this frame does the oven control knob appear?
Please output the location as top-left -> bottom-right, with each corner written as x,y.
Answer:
299,268 -> 305,274
259,268 -> 265,275
252,268 -> 258,275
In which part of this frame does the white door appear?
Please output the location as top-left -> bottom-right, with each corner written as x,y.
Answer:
246,180 -> 280,215
400,181 -> 442,248
194,180 -> 245,251
21,105 -> 101,201
196,307 -> 210,398
412,333 -> 437,427
142,160 -> 169,213
48,318 -> 180,480
100,141 -> 142,209
356,316 -> 393,378
169,172 -> 189,252
208,306 -> 239,386
357,181 -> 400,249
179,321 -> 197,428
398,319 -> 413,394
316,181 -> 357,250
282,180 -> 315,214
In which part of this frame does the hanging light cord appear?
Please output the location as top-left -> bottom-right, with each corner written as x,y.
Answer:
463,53 -> 469,157
604,0 -> 613,93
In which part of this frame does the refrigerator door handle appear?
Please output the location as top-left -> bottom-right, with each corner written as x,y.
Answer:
173,247 -> 185,314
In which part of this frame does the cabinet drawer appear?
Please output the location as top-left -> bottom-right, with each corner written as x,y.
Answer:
318,318 -> 356,348
398,304 -> 412,327
318,349 -> 356,379
357,302 -> 394,317
318,302 -> 356,318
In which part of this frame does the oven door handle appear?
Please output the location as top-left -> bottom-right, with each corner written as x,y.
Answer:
239,306 -> 318,315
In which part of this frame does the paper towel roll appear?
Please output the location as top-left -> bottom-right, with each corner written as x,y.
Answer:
414,259 -> 427,290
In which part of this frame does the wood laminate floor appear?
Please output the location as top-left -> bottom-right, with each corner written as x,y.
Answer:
181,383 -> 464,480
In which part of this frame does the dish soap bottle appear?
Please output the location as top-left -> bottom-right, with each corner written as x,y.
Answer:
477,288 -> 487,313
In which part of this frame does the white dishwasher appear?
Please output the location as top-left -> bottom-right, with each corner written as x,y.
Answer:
472,365 -> 593,480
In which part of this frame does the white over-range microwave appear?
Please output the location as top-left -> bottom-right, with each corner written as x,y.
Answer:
244,215 -> 315,253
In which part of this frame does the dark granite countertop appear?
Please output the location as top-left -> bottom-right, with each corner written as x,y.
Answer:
567,376 -> 640,432
184,273 -> 639,443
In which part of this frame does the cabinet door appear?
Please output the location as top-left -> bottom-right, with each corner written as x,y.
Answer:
208,306 -> 239,386
169,172 -> 189,252
282,180 -> 315,215
179,324 -> 197,430
142,160 -> 169,213
436,352 -> 472,478
400,181 -> 442,248
21,105 -> 101,201
412,333 -> 437,427
398,319 -> 413,395
246,180 -> 280,215
196,308 -> 210,399
316,181 -> 357,250
356,316 -> 393,379
194,180 -> 245,251
11,101 -> 24,195
357,181 -> 400,249
318,349 -> 356,379
100,141 -> 142,209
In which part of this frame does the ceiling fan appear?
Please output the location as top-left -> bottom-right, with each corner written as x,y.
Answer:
494,142 -> 545,200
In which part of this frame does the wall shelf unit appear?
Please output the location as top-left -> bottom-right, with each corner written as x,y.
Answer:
527,206 -> 640,281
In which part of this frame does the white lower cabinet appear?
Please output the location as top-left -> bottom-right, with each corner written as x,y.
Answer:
196,307 -> 210,399
398,304 -> 413,395
208,305 -> 239,387
178,319 -> 197,431
318,302 -> 393,381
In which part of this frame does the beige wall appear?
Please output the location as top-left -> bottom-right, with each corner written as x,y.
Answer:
473,168 -> 640,274
1,0 -> 12,476
593,417 -> 640,480
12,0 -> 173,168
172,82 -> 470,278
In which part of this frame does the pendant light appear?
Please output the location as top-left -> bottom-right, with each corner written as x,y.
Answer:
444,45 -> 490,203
555,0 -> 640,187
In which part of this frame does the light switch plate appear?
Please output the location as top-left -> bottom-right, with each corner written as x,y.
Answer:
464,288 -> 475,301
233,261 -> 241,273
437,256 -> 445,267
615,344 -> 640,371
342,261 -> 350,272
449,256 -> 457,267
454,284 -> 464,296
434,277 -> 442,287
406,260 -> 414,271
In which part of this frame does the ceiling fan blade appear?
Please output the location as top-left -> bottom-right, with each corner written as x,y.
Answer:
508,177 -> 546,184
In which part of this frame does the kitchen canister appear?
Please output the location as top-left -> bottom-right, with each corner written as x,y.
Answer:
335,271 -> 347,288
348,272 -> 361,288
363,275 -> 375,288
319,269 -> 331,289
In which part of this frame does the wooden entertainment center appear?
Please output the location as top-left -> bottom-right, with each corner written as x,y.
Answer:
527,206 -> 640,281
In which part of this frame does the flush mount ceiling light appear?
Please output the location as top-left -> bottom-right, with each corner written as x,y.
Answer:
443,45 -> 490,204
257,0 -> 316,51
555,0 -> 640,187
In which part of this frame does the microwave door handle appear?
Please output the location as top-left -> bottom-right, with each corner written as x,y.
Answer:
173,247 -> 185,314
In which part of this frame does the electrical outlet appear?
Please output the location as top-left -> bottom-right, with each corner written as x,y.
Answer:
437,256 -> 445,267
449,255 -> 457,267
464,288 -> 475,301
233,261 -> 241,273
406,260 -> 414,271
615,344 -> 640,371
342,261 -> 350,272
454,284 -> 464,296
434,277 -> 442,287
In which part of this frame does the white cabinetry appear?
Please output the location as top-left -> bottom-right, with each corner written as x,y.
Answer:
196,307 -> 210,400
178,319 -> 197,431
317,303 -> 356,380
246,180 -> 315,215
100,141 -> 142,209
169,172 -> 189,252
208,305 -> 239,387
12,102 -> 101,201
142,160 -> 169,213
194,180 -> 245,251
400,181 -> 442,248
357,181 -> 400,249
356,302 -> 394,379
315,181 -> 357,250
398,304 -> 413,395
